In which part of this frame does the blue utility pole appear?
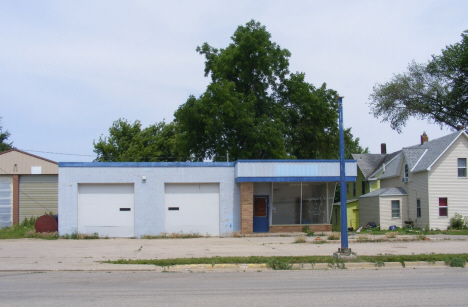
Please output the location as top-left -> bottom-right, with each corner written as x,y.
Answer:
338,96 -> 349,251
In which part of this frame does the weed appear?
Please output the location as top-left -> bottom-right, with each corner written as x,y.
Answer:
328,258 -> 346,269
385,232 -> 397,238
327,232 -> 340,240
448,257 -> 466,268
357,235 -> 370,243
230,231 -> 242,238
61,232 -> 100,239
375,261 -> 385,268
417,235 -> 428,241
25,231 -> 58,239
302,226 -> 314,237
293,236 -> 307,244
267,258 -> 292,270
142,232 -> 202,239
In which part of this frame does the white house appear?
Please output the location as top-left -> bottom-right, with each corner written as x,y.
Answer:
358,130 -> 468,230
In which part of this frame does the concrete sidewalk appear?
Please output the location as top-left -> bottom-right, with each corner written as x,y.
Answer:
0,235 -> 466,271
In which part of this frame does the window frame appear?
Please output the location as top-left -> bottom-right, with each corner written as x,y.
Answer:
439,198 -> 448,217
391,200 -> 400,219
361,180 -> 366,195
353,182 -> 356,197
458,158 -> 467,177
417,199 -> 421,218
404,164 -> 409,179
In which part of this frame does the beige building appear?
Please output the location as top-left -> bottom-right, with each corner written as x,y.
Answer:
0,149 -> 58,227
358,130 -> 468,230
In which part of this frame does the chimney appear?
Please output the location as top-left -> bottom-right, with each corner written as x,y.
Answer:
381,143 -> 387,154
457,124 -> 464,131
421,132 -> 429,145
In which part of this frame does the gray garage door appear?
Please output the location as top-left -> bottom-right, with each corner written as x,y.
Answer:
19,175 -> 58,222
0,176 -> 12,228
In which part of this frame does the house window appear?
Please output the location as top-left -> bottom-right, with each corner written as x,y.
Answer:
458,158 -> 466,177
417,199 -> 421,218
439,198 -> 448,217
353,182 -> 356,197
404,164 -> 409,179
346,183 -> 349,193
391,200 -> 400,218
361,180 -> 366,195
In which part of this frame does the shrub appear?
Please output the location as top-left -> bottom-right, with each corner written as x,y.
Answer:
267,258 -> 292,270
327,232 -> 340,240
449,257 -> 466,268
450,213 -> 465,229
294,236 -> 307,244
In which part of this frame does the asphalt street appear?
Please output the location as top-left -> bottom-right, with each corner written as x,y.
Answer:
1,269 -> 467,306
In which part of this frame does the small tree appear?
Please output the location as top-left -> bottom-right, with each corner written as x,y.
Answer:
0,118 -> 13,152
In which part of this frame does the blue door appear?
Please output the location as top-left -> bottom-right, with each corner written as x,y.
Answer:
253,196 -> 269,232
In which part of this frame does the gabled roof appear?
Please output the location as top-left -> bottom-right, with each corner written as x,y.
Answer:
359,187 -> 407,198
352,150 -> 400,179
0,148 -> 57,164
406,131 -> 465,172
359,130 -> 467,179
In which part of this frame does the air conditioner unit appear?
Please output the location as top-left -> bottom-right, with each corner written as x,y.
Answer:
402,177 -> 409,183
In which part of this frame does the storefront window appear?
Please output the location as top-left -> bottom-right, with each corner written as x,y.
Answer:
272,182 -> 335,225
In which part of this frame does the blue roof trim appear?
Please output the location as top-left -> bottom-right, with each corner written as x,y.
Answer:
235,176 -> 357,183
59,162 -> 236,167
236,159 -> 357,163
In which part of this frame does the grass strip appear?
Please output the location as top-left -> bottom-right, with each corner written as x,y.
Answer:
104,253 -> 468,267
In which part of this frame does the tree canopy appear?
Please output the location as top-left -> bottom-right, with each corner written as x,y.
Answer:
369,30 -> 468,132
0,118 -> 13,152
93,119 -> 185,162
174,20 -> 366,161
94,20 -> 367,162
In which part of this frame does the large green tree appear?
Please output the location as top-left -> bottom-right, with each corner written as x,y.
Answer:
93,119 -> 185,162
0,118 -> 13,152
369,30 -> 468,132
175,20 -> 366,161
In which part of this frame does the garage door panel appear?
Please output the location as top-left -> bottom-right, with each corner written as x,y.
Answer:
79,203 -> 133,226
165,183 -> 219,236
79,226 -> 134,238
78,184 -> 134,237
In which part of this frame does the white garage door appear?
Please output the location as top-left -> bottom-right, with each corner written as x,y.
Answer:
165,183 -> 219,236
78,184 -> 134,237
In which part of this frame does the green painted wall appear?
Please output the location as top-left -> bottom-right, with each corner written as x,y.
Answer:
332,200 -> 359,230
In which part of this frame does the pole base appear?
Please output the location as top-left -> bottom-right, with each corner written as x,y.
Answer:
333,247 -> 357,260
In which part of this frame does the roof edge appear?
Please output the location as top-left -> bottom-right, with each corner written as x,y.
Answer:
425,131 -> 467,171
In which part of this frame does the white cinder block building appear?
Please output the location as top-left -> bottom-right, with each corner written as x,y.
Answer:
58,160 -> 357,237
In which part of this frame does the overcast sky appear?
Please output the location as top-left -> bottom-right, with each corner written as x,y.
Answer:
1,1 -> 467,162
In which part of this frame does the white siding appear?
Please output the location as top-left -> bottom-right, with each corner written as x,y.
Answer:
379,196 -> 406,229
358,196 -> 380,227
408,171 -> 429,229
428,135 -> 468,230
380,157 -> 429,228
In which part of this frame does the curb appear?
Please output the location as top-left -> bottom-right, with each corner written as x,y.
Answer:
0,261 -> 455,272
